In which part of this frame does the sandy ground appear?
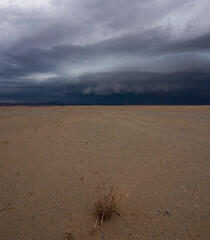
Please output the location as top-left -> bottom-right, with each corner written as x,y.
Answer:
0,106 -> 209,240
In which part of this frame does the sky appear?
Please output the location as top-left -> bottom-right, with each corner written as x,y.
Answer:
0,0 -> 210,104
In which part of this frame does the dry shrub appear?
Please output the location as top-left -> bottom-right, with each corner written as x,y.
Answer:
92,184 -> 122,233
65,231 -> 74,240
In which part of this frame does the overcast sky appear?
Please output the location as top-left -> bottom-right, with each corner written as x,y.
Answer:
0,0 -> 210,104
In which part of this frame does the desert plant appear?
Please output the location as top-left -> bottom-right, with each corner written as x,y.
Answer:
92,185 -> 122,233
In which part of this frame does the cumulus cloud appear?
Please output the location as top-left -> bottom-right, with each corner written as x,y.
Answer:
0,0 -> 210,104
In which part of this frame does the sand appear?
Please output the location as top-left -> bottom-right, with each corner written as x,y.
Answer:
0,106 -> 209,240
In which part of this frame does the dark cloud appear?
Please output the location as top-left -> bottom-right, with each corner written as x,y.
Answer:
1,70 -> 209,104
2,30 -> 210,77
0,0 -> 210,104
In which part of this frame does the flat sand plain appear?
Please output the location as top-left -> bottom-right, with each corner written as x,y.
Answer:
0,106 -> 209,240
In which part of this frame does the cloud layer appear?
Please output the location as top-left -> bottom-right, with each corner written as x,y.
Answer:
0,0 -> 210,104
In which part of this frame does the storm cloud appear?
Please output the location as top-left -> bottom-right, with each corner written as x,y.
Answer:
0,0 -> 210,104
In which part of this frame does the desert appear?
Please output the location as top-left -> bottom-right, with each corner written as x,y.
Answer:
0,106 -> 209,239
